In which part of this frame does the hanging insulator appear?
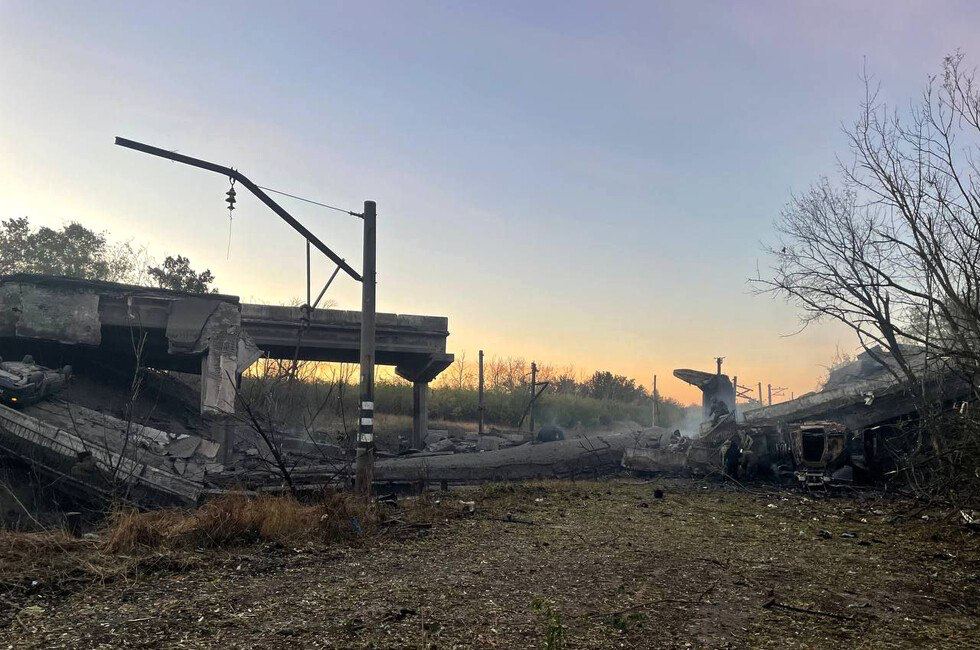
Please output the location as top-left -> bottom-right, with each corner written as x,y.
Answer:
225,186 -> 237,211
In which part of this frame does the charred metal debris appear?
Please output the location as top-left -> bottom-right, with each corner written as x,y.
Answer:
622,350 -> 974,488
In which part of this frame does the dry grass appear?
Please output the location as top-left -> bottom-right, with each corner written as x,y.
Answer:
1,489 -> 462,630
102,490 -> 461,553
2,480 -> 978,647
103,492 -> 375,552
0,529 -> 96,576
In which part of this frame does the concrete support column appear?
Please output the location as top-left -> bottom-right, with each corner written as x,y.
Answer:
411,381 -> 429,449
201,347 -> 236,416
212,416 -> 236,465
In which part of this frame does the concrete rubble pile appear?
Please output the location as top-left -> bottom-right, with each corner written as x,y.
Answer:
0,399 -> 217,507
0,273 -> 450,517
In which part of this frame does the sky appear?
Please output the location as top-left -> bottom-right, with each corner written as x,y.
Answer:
2,1 -> 978,403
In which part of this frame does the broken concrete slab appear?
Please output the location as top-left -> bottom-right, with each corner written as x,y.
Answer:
742,368 -> 971,432
622,447 -> 689,474
476,435 -> 506,452
424,429 -> 449,444
426,438 -> 456,453
373,428 -> 666,484
196,438 -> 221,459
499,433 -> 529,446
0,402 -> 203,506
167,435 -> 201,459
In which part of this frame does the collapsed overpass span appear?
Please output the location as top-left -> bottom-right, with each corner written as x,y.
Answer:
240,303 -> 451,382
0,274 -> 452,448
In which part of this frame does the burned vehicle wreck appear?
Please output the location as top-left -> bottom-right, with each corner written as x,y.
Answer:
623,349 -> 975,488
789,421 -> 850,487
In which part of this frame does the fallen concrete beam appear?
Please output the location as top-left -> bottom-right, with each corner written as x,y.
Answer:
742,371 -> 972,430
0,403 -> 204,506
370,429 -> 667,484
622,447 -> 690,474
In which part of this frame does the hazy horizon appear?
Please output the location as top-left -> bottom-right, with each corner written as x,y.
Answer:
3,1 -> 977,403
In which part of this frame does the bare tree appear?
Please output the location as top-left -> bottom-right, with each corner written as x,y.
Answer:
755,53 -> 980,498
438,352 -> 473,390
757,53 -> 980,392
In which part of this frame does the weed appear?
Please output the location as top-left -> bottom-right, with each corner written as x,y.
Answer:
609,611 -> 646,633
531,597 -> 566,649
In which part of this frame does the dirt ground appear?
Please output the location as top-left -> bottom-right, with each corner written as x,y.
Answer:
1,479 -> 977,649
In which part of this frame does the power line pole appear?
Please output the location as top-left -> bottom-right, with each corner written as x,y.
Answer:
529,361 -> 537,434
478,349 -> 485,436
305,240 -> 311,307
651,374 -> 658,427
767,383 -> 772,406
758,382 -> 763,405
354,201 -> 377,496
732,375 -> 738,417
112,136 -> 373,493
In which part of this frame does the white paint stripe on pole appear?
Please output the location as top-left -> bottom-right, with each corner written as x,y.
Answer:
358,432 -> 374,443
360,417 -> 373,426
362,401 -> 374,410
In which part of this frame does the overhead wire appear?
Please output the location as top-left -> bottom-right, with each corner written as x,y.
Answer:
256,184 -> 362,217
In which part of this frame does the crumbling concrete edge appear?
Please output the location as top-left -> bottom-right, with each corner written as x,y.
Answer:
0,403 -> 202,506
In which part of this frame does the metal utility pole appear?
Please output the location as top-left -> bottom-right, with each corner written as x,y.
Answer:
768,385 -> 788,405
529,362 -> 537,434
113,137 -> 362,281
305,241 -> 312,307
651,374 -> 658,427
355,201 -> 377,496
758,382 -> 763,404
478,350 -> 485,436
732,375 -> 738,417
114,137 -> 378,496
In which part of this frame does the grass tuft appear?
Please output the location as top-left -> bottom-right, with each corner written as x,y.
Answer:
101,490 -> 458,553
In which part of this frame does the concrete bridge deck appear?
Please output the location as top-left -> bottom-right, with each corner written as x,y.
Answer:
0,274 -> 452,447
240,303 -> 452,382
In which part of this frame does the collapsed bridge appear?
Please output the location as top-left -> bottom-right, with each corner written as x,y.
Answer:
0,273 -> 453,503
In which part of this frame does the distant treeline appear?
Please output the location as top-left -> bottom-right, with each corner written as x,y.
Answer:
244,356 -> 688,431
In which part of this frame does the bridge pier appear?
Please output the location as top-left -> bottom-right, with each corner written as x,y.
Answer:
412,382 -> 429,449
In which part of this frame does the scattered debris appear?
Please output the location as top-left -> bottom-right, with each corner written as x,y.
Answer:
536,425 -> 565,443
0,356 -> 70,407
961,510 -> 979,531
762,598 -> 853,621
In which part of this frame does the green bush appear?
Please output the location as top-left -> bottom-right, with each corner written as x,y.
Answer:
241,374 -> 689,431
376,380 -> 685,429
